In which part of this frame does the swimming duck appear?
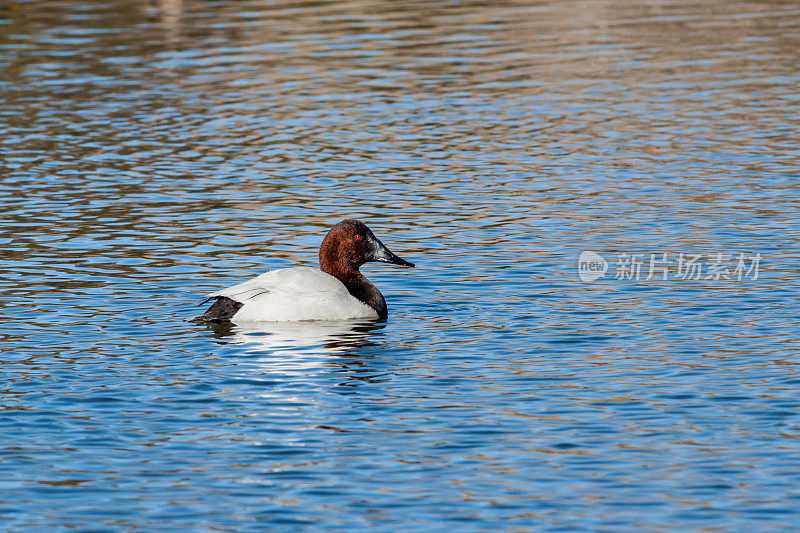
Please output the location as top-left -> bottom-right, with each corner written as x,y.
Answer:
192,219 -> 414,323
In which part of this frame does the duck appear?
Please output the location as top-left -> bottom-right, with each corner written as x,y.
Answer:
191,219 -> 414,323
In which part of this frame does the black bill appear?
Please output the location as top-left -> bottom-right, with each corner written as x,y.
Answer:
368,235 -> 415,267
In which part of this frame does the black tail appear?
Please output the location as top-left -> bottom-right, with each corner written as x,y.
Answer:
189,296 -> 243,323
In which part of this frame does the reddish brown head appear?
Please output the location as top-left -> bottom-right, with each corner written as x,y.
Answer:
318,219 -> 414,281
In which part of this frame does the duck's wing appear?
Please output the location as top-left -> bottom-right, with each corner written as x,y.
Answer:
192,267 -> 336,324
194,267 -> 377,323
206,267 -> 347,304
204,272 -> 278,304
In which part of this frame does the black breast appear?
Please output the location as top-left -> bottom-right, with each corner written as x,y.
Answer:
343,277 -> 387,319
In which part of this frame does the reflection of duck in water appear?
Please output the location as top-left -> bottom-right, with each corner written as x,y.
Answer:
207,319 -> 386,356
191,220 -> 414,324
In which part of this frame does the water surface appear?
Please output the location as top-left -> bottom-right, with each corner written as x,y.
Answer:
1,0 -> 799,530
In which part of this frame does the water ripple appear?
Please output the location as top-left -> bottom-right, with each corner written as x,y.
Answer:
1,0 -> 799,531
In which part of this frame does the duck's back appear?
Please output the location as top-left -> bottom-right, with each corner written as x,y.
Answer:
208,266 -> 379,323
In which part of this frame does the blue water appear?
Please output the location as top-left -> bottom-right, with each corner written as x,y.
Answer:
2,0 -> 799,530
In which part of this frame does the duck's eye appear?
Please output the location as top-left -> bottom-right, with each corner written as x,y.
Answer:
354,235 -> 363,241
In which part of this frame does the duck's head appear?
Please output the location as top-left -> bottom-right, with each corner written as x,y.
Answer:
319,219 -> 414,277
